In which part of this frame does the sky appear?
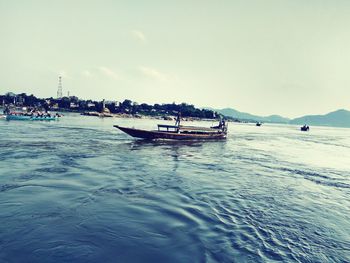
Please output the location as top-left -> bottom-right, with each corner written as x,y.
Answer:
1,0 -> 350,118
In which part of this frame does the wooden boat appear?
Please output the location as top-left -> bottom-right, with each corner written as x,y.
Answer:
256,122 -> 262,126
6,114 -> 59,121
114,120 -> 228,140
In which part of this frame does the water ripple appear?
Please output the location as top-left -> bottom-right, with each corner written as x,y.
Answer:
1,116 -> 350,262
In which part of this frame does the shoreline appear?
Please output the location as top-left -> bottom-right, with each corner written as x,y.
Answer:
0,106 -> 222,122
79,111 -> 223,122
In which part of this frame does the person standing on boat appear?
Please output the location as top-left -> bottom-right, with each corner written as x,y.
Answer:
217,119 -> 225,128
175,112 -> 181,127
221,119 -> 226,128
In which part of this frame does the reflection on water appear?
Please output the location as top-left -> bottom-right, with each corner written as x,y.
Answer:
0,114 -> 349,263
128,139 -> 227,173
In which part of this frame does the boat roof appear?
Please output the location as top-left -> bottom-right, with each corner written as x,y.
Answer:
179,125 -> 222,131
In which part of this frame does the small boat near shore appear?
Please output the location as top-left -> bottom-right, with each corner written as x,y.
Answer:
3,106 -> 61,121
5,114 -> 59,121
114,117 -> 228,140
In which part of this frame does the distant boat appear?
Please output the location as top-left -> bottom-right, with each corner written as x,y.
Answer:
114,118 -> 228,140
256,122 -> 262,126
300,125 -> 310,131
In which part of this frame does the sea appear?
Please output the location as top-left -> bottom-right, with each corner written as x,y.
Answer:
0,113 -> 349,263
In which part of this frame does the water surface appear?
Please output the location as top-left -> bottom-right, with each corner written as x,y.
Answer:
1,114 -> 349,262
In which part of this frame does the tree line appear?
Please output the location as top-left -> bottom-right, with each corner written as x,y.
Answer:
1,92 -> 221,119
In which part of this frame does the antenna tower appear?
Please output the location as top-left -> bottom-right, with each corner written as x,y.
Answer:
57,76 -> 63,99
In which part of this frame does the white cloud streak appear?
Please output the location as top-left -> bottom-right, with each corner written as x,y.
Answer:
131,30 -> 146,43
139,66 -> 169,82
81,70 -> 92,78
99,66 -> 119,80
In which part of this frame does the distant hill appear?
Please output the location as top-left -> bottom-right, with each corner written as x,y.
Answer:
210,107 -> 350,128
290,109 -> 350,128
213,108 -> 290,123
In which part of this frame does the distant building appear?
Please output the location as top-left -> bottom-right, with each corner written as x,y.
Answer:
51,103 -> 59,110
70,102 -> 79,108
16,95 -> 25,105
104,100 -> 117,105
87,102 -> 96,108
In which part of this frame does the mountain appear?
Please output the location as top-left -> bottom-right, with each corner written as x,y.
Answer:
213,108 -> 290,123
210,107 -> 350,128
290,109 -> 350,128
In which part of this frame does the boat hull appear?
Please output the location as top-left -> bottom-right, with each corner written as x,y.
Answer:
114,125 -> 226,140
6,115 -> 58,121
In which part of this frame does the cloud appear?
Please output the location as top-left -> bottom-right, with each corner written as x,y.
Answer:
99,66 -> 119,80
82,70 -> 92,78
139,66 -> 169,82
131,30 -> 146,43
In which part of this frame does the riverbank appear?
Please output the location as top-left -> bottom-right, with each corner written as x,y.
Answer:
0,106 -> 246,124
